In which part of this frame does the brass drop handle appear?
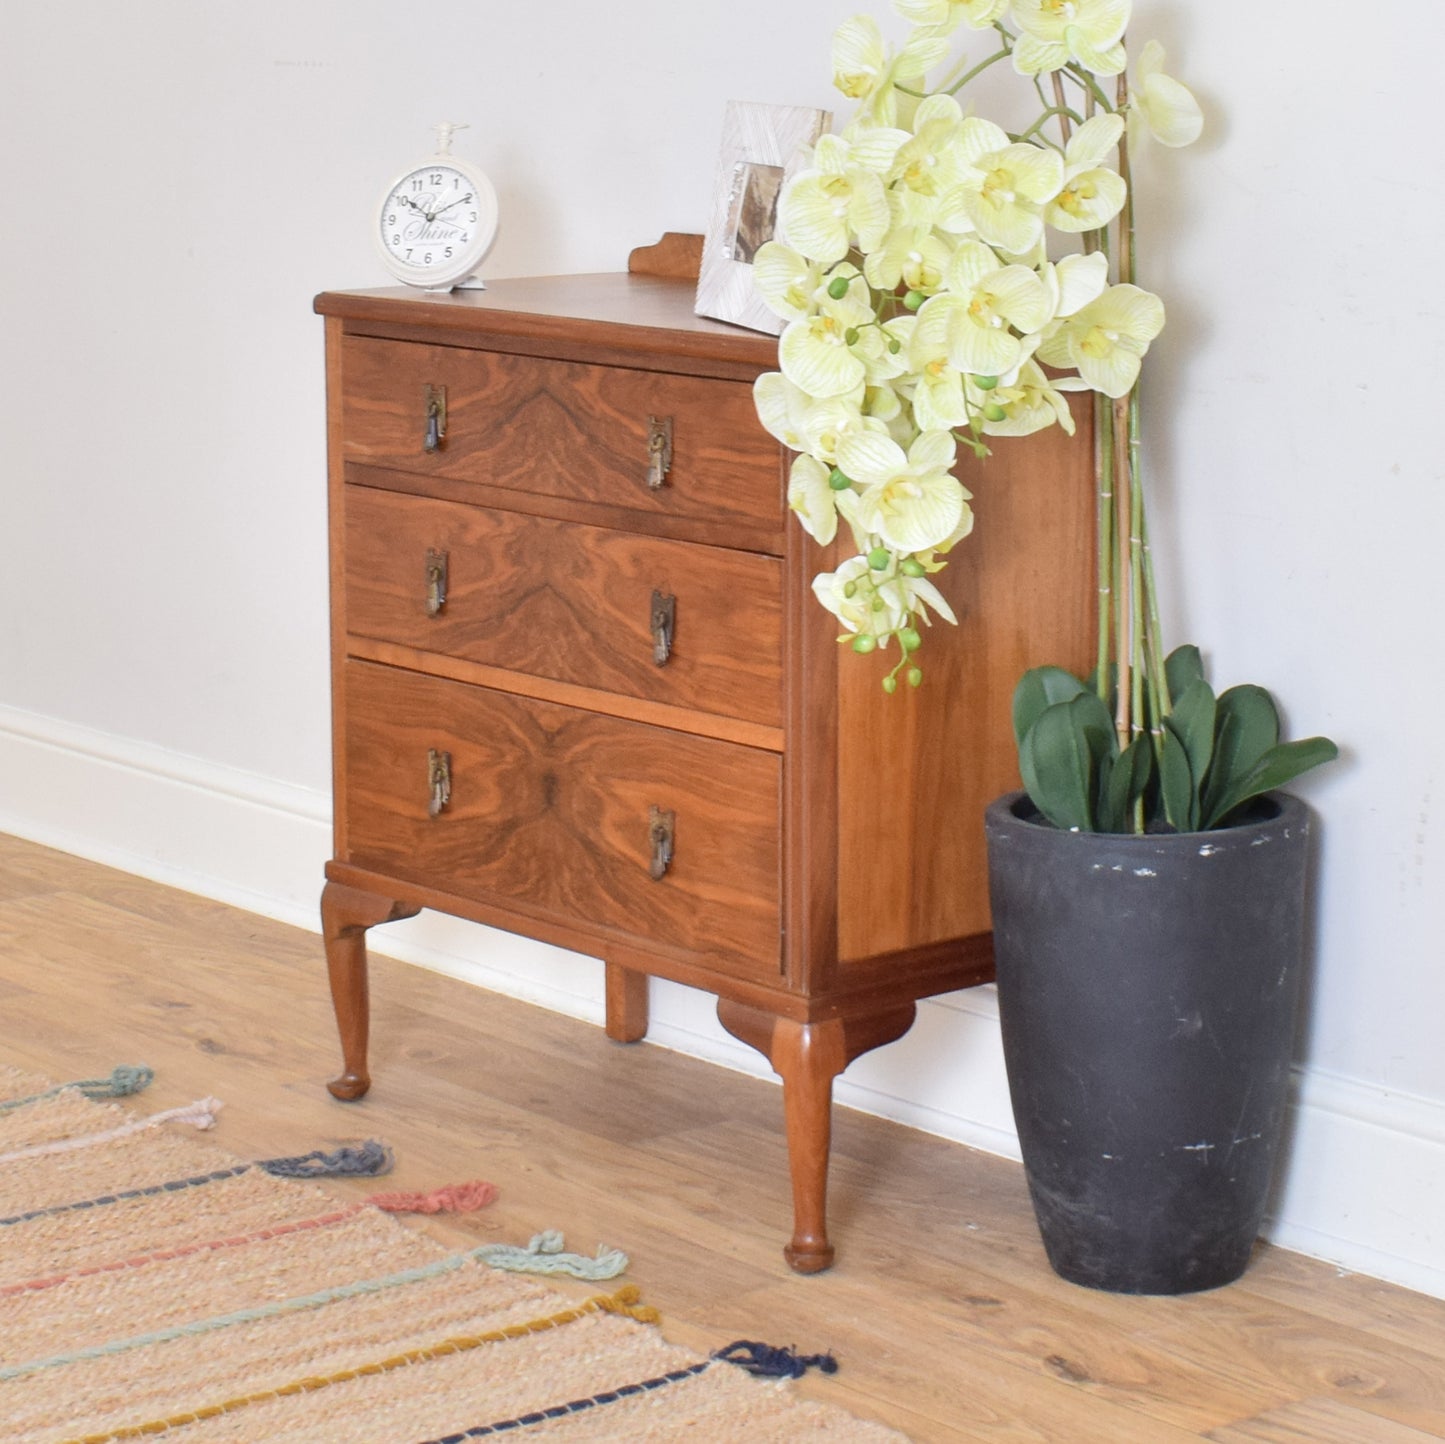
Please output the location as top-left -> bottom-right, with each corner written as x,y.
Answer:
648,805 -> 675,880
650,589 -> 675,666
646,415 -> 672,489
424,384 -> 448,453
425,548 -> 449,616
427,749 -> 452,818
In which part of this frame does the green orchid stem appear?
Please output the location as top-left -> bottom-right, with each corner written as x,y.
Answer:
1016,104 -> 1085,143
944,45 -> 1013,97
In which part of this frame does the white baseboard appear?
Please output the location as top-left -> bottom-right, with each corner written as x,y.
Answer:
2,701 -> 1443,1300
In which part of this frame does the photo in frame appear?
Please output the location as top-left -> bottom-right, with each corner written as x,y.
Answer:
695,100 -> 832,335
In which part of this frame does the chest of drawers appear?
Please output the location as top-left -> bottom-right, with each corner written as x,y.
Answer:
314,241 -> 1093,1271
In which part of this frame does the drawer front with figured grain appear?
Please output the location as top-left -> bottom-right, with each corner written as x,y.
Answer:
343,486 -> 784,729
341,660 -> 782,978
340,337 -> 782,540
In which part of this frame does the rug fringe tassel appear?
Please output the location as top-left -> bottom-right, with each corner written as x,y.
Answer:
0,1096 -> 222,1165
477,1230 -> 629,1280
713,1340 -> 839,1378
258,1140 -> 394,1178
0,1065 -> 155,1115
366,1179 -> 498,1213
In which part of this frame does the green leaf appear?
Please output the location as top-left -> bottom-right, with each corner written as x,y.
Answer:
1160,720 -> 1198,831
1019,695 -> 1110,831
1203,736 -> 1340,828
1169,677 -> 1217,796
1201,684 -> 1280,825
1012,667 -> 1088,749
1165,645 -> 1205,706
1099,734 -> 1154,834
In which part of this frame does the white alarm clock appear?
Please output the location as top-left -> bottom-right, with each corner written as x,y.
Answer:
375,123 -> 499,291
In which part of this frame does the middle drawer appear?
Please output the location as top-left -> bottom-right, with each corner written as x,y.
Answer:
344,485 -> 784,729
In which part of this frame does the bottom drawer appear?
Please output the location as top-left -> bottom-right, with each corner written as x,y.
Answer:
341,660 -> 782,979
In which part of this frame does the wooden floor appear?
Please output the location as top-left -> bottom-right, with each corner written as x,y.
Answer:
1,832 -> 1443,1441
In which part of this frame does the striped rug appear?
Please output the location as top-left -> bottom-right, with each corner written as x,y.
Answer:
0,1064 -> 907,1442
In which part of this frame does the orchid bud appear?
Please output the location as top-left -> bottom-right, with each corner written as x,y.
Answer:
827,274 -> 850,300
852,634 -> 877,654
868,546 -> 890,570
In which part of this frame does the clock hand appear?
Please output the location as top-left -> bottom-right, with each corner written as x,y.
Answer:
432,193 -> 474,218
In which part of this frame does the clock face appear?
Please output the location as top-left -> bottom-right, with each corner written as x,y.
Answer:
377,161 -> 496,285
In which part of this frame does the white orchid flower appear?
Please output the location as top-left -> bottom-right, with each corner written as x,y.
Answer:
1129,40 -> 1204,148
1011,0 -> 1131,77
1036,283 -> 1165,397
1040,249 -> 1110,320
972,359 -> 1077,436
888,94 -> 972,228
837,429 -> 969,553
863,217 -> 953,294
952,120 -> 1064,253
753,373 -> 877,463
813,555 -> 908,636
894,0 -> 1009,30
779,134 -> 892,264
904,309 -> 970,431
915,239 -> 1054,377
751,242 -> 827,324
832,14 -> 950,125
788,454 -> 843,545
812,555 -> 960,640
1046,112 -> 1127,233
777,279 -> 876,397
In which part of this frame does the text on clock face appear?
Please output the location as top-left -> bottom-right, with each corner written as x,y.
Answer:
382,172 -> 480,265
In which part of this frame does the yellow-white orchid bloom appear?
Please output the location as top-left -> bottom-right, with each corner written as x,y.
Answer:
893,0 -> 1010,30
1036,283 -> 1165,397
832,14 -> 949,126
779,134 -> 892,264
1046,112 -> 1127,233
888,94 -> 972,229
1129,40 -> 1204,148
862,217 -> 953,295
788,454 -> 843,545
972,359 -> 1077,436
837,429 -> 969,553
1011,0 -> 1131,77
753,373 -> 878,463
917,239 -> 1054,377
904,309 -> 970,431
751,242 -> 827,324
952,119 -> 1064,253
1040,249 -> 1110,320
811,555 -> 959,640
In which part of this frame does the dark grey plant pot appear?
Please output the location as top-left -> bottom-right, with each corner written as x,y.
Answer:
983,790 -> 1313,1294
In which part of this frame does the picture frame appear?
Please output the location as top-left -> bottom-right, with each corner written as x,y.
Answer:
695,100 -> 832,335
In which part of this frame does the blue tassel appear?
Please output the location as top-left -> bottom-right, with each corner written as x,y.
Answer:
258,1140 -> 394,1178
713,1340 -> 839,1378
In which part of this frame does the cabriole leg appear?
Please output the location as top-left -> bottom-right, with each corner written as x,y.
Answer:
320,879 -> 418,1101
718,998 -> 917,1273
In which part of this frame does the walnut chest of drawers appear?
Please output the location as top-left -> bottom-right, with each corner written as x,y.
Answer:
313,251 -> 1092,1272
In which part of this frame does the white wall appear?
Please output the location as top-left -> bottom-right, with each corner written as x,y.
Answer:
3,1 -> 1442,1297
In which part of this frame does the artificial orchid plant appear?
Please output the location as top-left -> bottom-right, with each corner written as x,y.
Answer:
751,0 -> 1336,832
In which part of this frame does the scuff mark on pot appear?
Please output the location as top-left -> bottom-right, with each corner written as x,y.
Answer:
1179,1142 -> 1215,1160
1133,867 -> 1157,877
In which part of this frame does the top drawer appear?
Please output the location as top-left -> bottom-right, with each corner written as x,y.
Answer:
339,336 -> 783,545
